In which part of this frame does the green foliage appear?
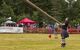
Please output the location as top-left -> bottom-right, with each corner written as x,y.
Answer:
0,0 -> 80,25
1,2 -> 14,17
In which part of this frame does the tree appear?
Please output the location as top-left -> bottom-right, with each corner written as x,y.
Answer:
0,0 -> 80,26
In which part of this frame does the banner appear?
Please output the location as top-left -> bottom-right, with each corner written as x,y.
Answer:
0,27 -> 23,33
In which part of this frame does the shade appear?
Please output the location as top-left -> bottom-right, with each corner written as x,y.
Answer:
18,18 -> 36,24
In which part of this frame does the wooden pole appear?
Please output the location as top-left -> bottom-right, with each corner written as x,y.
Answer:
26,0 -> 62,24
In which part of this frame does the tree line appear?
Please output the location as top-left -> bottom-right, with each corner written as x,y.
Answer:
0,0 -> 80,26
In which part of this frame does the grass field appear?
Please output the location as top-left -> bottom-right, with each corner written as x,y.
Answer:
0,33 -> 80,50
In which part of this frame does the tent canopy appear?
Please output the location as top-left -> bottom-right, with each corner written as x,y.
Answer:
5,20 -> 16,23
18,18 -> 36,24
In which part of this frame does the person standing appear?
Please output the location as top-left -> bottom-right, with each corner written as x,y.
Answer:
61,18 -> 69,47
54,22 -> 59,39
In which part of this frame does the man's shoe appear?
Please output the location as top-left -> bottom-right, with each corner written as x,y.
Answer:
61,43 -> 66,48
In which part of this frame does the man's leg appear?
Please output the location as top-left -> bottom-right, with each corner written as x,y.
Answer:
61,38 -> 66,48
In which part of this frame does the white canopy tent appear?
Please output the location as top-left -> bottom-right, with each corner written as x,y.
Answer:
3,20 -> 16,27
5,20 -> 16,24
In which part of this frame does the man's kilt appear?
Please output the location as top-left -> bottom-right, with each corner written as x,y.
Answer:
61,29 -> 69,39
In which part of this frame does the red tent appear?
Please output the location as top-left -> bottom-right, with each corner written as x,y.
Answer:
17,18 -> 36,24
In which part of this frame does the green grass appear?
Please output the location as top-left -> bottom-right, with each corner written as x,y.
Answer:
0,33 -> 79,50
